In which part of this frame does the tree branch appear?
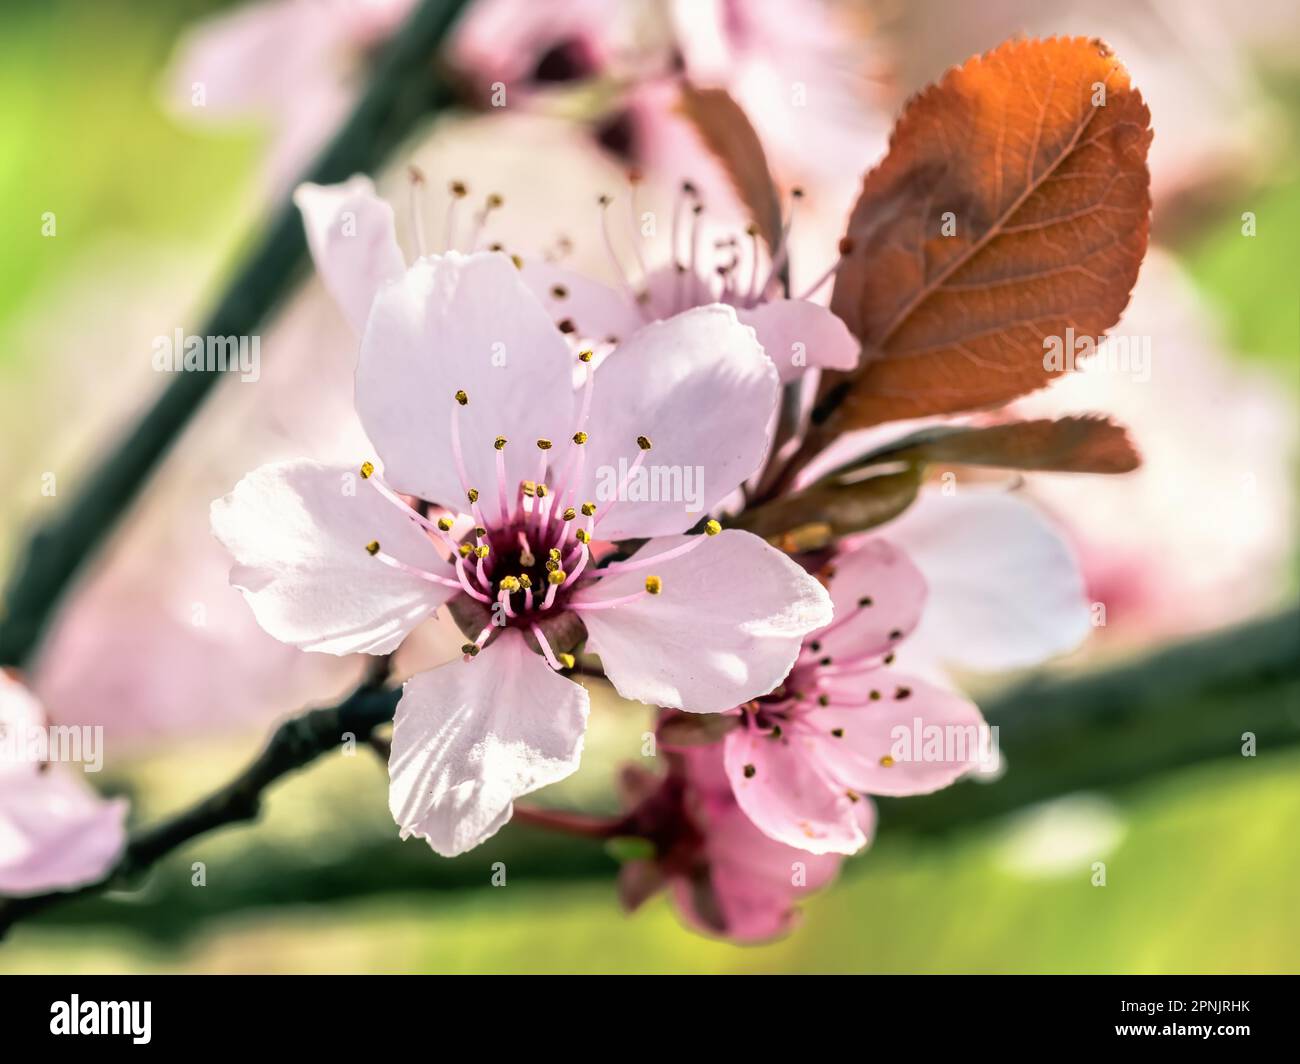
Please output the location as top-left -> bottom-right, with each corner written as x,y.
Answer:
1,609 -> 1295,938
0,0 -> 473,668
0,682 -> 400,935
877,606 -> 1300,833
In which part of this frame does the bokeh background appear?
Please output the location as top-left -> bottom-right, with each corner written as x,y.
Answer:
1,0 -> 1297,972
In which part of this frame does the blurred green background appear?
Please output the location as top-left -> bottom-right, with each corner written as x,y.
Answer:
0,0 -> 1297,973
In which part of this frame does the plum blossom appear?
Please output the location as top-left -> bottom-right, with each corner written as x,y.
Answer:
295,171 -> 860,385
616,746 -> 848,942
1013,253 -> 1295,641
721,538 -> 989,855
449,0 -> 890,189
165,0 -> 417,192
517,185 -> 860,385
0,672 -> 128,897
212,232 -> 833,856
881,489 -> 1094,675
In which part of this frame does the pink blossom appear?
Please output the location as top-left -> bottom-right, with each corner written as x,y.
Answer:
165,0 -> 416,192
0,673 -> 128,897
213,189 -> 833,855
880,490 -> 1093,674
449,0 -> 890,190
448,0 -> 615,92
617,746 -> 846,943
515,188 -> 860,385
721,538 -> 988,855
1013,253 -> 1296,641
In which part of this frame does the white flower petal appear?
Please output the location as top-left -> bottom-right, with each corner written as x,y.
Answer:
735,299 -> 860,384
573,529 -> 831,712
518,260 -> 644,349
211,459 -> 454,655
889,490 -> 1090,671
578,305 -> 778,538
294,176 -> 406,334
356,252 -> 577,509
388,631 -> 589,856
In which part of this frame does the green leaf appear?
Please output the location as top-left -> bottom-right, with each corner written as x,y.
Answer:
604,837 -> 656,864
731,466 -> 922,549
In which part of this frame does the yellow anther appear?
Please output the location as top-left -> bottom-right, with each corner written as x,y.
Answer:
494,436 -> 508,450
578,349 -> 593,363
511,254 -> 523,270
575,528 -> 591,544
359,461 -> 375,479
536,484 -> 548,498
879,755 -> 895,768
474,526 -> 487,537
437,516 -> 454,532
500,576 -> 521,593
704,519 -> 722,536
521,480 -> 537,497
450,180 -> 468,198
486,193 -> 503,209
458,544 -> 473,558
580,502 -> 596,517
558,653 -> 576,670
536,438 -> 553,450
548,548 -> 561,561
467,487 -> 479,503
365,540 -> 380,556
455,390 -> 468,406
562,507 -> 576,521
636,435 -> 653,451
461,643 -> 479,657
474,545 -> 490,559
519,574 -> 533,590
644,575 -> 662,595
548,569 -> 566,586
572,431 -> 588,445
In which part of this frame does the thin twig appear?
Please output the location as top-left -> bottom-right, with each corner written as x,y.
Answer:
0,681 -> 401,936
2,608 -> 1296,936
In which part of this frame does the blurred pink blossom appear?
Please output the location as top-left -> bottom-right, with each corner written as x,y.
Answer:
617,747 -> 845,943
0,672 -> 128,897
165,0 -> 416,192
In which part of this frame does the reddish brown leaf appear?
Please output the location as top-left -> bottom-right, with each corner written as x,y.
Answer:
823,37 -> 1152,430
678,83 -> 783,250
835,416 -> 1141,475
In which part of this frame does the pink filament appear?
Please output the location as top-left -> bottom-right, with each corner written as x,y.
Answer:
530,623 -> 562,670
569,588 -> 648,612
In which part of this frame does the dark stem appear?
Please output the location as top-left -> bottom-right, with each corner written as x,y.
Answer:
751,420 -> 830,505
2,608 -> 1296,937
0,0 -> 473,668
